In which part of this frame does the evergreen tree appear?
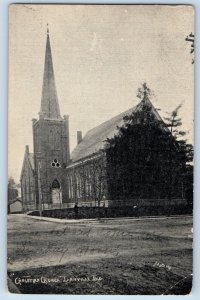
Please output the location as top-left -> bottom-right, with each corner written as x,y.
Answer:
105,83 -> 193,203
8,177 -> 18,214
8,177 -> 18,201
164,104 -> 193,204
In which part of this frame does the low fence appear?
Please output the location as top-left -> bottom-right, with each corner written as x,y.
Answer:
107,198 -> 188,207
28,198 -> 191,219
33,198 -> 188,210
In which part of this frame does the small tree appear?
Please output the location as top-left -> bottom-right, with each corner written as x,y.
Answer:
185,32 -> 194,64
90,153 -> 107,219
8,177 -> 18,200
78,152 -> 107,219
8,177 -> 15,189
164,105 -> 193,204
8,177 -> 18,214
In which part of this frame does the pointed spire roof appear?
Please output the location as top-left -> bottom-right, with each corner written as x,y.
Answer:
40,26 -> 61,120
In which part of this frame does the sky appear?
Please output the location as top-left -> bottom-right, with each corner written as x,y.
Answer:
8,4 -> 194,182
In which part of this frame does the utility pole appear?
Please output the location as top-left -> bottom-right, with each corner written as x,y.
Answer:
59,189 -> 61,209
37,161 -> 42,217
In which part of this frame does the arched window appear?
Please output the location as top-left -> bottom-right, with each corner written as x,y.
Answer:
88,171 -> 92,198
76,174 -> 82,198
79,175 -> 82,198
52,178 -> 60,189
68,175 -> 71,199
70,175 -> 74,199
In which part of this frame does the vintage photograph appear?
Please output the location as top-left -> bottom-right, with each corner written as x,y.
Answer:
8,4 -> 194,294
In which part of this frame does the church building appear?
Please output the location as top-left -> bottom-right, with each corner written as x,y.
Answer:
20,29 -> 187,212
21,28 -> 70,210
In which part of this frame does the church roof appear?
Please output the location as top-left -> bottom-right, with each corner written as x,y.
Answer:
20,147 -> 35,181
70,107 -> 135,162
40,28 -> 61,120
9,198 -> 22,205
70,97 -> 164,163
28,153 -> 35,170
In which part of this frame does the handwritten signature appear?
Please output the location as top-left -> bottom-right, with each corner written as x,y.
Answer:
153,261 -> 172,271
13,275 -> 103,286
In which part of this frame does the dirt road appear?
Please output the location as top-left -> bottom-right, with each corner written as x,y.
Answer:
7,214 -> 192,294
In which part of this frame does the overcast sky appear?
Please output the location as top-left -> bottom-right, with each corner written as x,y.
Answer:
8,4 -> 194,182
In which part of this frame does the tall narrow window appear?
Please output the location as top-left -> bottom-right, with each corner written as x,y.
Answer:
55,130 -> 61,149
49,130 -> 54,150
70,175 -> 74,199
68,175 -> 71,199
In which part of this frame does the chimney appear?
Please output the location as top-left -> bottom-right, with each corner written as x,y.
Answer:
63,115 -> 69,121
32,118 -> 38,125
25,145 -> 29,154
77,131 -> 82,145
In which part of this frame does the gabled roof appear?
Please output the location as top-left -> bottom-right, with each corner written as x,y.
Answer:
70,106 -> 136,163
28,153 -> 34,170
70,97 -> 164,163
20,147 -> 35,181
9,198 -> 22,205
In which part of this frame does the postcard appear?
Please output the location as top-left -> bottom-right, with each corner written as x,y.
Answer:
8,4 -> 194,294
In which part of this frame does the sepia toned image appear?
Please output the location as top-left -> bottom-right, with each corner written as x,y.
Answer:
8,4 -> 194,294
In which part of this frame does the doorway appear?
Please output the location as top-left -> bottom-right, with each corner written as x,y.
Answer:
51,179 -> 62,205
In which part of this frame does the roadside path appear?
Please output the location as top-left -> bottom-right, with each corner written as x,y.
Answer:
24,213 -> 192,224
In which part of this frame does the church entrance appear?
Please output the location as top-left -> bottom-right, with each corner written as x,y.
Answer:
51,179 -> 62,206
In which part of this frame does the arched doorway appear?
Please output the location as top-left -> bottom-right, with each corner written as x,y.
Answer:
51,179 -> 62,205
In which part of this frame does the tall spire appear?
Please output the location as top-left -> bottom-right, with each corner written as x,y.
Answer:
40,25 -> 61,119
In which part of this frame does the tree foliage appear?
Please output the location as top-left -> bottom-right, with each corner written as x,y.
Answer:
8,177 -> 18,202
105,84 -> 193,202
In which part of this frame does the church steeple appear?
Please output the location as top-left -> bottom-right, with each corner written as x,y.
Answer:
40,25 -> 61,119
